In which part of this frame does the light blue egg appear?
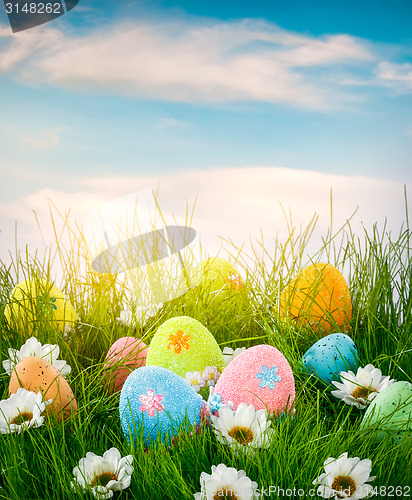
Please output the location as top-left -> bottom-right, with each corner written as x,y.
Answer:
302,333 -> 359,385
119,365 -> 204,447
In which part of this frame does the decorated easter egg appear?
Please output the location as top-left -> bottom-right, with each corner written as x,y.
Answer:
9,356 -> 77,421
195,257 -> 246,306
360,381 -> 412,444
4,278 -> 79,336
302,333 -> 359,385
279,263 -> 352,333
210,344 -> 295,416
104,337 -> 149,392
146,316 -> 225,380
119,365 -> 204,446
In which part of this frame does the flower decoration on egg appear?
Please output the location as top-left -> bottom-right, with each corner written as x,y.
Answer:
194,463 -> 259,500
256,365 -> 282,389
2,337 -> 71,378
208,389 -> 224,414
39,294 -> 58,313
331,364 -> 395,409
211,403 -> 275,456
71,447 -> 134,499
226,273 -> 244,291
167,330 -> 191,354
139,390 -> 164,417
313,452 -> 375,499
0,388 -> 50,434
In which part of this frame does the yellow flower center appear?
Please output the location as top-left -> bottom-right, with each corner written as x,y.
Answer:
331,475 -> 357,497
352,385 -> 374,399
228,425 -> 254,445
91,472 -> 118,488
213,486 -> 238,500
167,330 -> 191,354
11,411 -> 33,425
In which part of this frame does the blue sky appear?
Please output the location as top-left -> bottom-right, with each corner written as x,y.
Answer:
0,0 -> 411,273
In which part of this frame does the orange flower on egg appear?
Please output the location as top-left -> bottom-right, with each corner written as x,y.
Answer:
226,273 -> 244,291
167,330 -> 191,354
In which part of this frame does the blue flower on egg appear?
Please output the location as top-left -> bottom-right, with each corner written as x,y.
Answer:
256,365 -> 282,389
208,389 -> 223,413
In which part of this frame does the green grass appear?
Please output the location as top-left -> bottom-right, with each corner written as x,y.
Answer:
0,197 -> 411,500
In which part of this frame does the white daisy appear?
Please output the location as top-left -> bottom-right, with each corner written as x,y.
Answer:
0,388 -> 49,434
331,364 -> 395,409
194,463 -> 259,500
2,336 -> 71,378
202,366 -> 221,387
185,371 -> 206,392
211,403 -> 274,455
71,447 -> 134,499
313,452 -> 376,499
222,347 -> 246,366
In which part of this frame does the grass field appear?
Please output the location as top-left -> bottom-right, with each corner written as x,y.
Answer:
0,201 -> 411,500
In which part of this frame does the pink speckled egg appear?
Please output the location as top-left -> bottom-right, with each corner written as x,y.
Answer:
209,344 -> 295,416
104,337 -> 149,393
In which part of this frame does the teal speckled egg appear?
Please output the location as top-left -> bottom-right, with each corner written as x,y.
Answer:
302,333 -> 359,385
146,316 -> 225,378
360,381 -> 412,444
119,365 -> 204,447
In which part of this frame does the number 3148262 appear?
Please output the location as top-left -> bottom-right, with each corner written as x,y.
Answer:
5,3 -> 62,14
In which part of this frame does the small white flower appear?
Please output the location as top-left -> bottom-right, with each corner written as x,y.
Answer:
211,403 -> 274,455
2,337 -> 71,378
223,347 -> 246,366
313,452 -> 376,499
0,388 -> 49,434
194,463 -> 259,500
185,371 -> 206,392
331,364 -> 395,409
71,447 -> 134,499
202,366 -> 220,387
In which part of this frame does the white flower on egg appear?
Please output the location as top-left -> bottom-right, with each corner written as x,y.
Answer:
2,336 -> 71,378
331,364 -> 395,409
0,388 -> 49,434
71,447 -> 134,499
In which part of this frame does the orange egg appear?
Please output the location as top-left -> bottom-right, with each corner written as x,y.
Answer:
279,263 -> 352,333
8,356 -> 77,422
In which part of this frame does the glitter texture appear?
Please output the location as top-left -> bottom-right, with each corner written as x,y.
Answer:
360,381 -> 412,444
119,365 -> 203,446
213,345 -> 295,416
146,316 -> 225,378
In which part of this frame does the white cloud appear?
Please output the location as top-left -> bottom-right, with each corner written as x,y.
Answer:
0,19 -> 374,109
0,167 -> 409,286
375,61 -> 412,92
20,130 -> 60,150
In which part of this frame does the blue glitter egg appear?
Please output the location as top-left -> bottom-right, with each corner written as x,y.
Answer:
302,333 -> 359,385
119,365 -> 204,447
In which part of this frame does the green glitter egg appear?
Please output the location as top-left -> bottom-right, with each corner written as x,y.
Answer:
146,316 -> 225,382
360,381 -> 412,444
